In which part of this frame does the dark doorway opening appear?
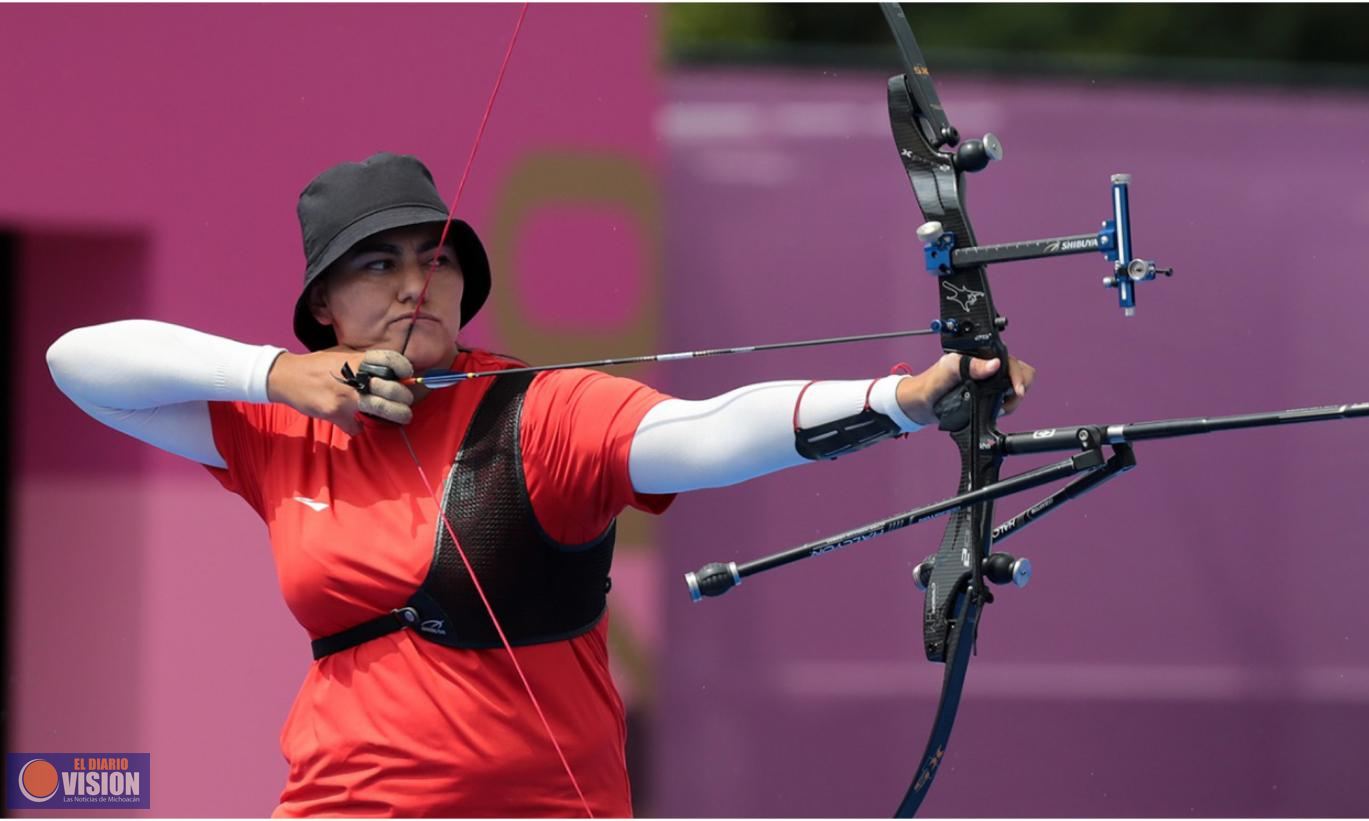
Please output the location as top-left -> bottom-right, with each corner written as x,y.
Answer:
1,230 -> 13,756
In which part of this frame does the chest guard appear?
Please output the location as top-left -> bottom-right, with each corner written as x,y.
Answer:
312,371 -> 615,660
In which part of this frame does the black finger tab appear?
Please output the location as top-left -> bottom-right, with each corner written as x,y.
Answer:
359,362 -> 397,381
339,361 -> 399,395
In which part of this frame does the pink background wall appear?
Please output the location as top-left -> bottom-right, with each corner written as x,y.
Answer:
4,5 -> 661,815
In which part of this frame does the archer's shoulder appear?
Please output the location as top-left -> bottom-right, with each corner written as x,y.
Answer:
529,368 -> 673,423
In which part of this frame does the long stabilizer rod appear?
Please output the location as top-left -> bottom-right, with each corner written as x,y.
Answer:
1002,402 -> 1369,455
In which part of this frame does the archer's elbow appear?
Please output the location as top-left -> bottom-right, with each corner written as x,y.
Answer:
46,326 -> 93,400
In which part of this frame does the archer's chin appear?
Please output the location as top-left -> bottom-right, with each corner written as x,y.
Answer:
401,332 -> 459,370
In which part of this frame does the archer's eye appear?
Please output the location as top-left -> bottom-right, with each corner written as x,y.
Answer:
427,253 -> 457,270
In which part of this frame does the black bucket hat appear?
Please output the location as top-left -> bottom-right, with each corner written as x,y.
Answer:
292,152 -> 491,351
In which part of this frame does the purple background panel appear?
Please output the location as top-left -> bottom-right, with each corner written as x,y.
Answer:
655,68 -> 1369,817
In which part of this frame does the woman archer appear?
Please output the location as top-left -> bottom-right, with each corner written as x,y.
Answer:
46,152 -> 1034,817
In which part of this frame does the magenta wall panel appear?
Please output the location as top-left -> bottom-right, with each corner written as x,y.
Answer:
655,68 -> 1369,816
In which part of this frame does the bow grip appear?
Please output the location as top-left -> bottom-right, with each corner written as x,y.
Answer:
932,354 -> 1011,432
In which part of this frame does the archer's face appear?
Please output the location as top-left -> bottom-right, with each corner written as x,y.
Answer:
309,224 -> 465,373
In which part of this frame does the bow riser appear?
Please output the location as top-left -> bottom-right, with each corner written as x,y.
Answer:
887,51 -> 1014,663
922,389 -> 1004,656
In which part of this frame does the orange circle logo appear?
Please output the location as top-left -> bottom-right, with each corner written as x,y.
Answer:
18,758 -> 59,802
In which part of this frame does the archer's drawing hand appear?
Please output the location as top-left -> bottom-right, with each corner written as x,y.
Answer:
353,350 -> 417,427
897,353 -> 1035,426
267,349 -> 416,435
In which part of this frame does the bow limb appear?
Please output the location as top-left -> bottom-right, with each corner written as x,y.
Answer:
393,5 -> 595,816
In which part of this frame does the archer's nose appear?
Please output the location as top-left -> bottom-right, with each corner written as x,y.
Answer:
396,261 -> 430,302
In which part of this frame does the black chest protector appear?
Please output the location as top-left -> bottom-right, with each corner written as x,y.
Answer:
311,371 -> 615,660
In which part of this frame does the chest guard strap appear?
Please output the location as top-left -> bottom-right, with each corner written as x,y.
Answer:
312,370 -> 615,660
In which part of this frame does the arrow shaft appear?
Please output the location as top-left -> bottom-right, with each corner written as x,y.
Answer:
412,327 -> 935,388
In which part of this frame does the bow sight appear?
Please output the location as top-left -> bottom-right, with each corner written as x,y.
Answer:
920,171 -> 1174,318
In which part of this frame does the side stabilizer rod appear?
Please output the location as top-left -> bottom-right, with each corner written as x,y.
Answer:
684,448 -> 1105,601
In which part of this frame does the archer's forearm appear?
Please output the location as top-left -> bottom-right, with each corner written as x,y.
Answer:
47,319 -> 284,409
628,375 -> 919,494
45,319 -> 286,467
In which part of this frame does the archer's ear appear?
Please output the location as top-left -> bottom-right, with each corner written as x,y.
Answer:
307,280 -> 333,327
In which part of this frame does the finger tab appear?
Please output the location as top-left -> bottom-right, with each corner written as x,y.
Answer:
363,349 -> 414,379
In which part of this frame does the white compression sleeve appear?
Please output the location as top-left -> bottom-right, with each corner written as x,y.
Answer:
629,375 -> 921,494
46,319 -> 286,468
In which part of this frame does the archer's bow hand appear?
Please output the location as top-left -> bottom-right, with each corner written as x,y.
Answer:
896,352 -> 1036,426
267,349 -> 416,435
